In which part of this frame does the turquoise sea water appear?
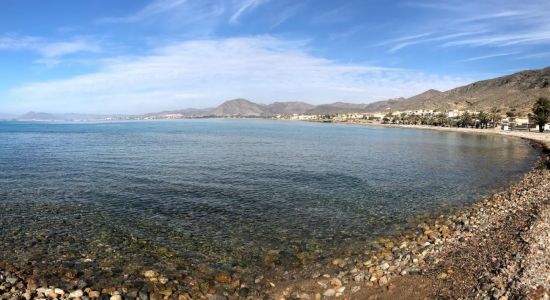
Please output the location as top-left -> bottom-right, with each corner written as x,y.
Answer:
0,119 -> 538,289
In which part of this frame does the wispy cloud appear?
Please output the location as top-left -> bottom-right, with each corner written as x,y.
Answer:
99,0 -> 191,23
230,0 -> 271,24
382,0 -> 550,54
6,36 -> 470,114
514,51 -> 550,60
441,30 -> 550,47
99,0 -> 272,27
380,31 -> 484,53
269,2 -> 305,29
311,5 -> 352,24
459,52 -> 516,62
0,34 -> 101,64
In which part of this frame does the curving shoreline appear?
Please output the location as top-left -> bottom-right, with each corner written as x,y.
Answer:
0,124 -> 548,300
268,124 -> 550,299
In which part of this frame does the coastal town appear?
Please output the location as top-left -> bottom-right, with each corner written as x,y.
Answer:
279,108 -> 550,132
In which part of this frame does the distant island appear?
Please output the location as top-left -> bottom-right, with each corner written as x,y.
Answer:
2,66 -> 549,122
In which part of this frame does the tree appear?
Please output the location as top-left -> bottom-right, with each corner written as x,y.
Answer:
477,111 -> 490,129
489,107 -> 501,128
531,97 -> 550,132
459,112 -> 472,128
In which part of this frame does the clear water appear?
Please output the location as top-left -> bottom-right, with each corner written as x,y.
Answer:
0,119 -> 538,289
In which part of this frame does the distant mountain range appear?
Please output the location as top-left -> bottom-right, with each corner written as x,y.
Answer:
2,66 -> 549,121
363,67 -> 550,113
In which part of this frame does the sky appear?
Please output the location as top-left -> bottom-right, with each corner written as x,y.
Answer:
1,0 -> 550,114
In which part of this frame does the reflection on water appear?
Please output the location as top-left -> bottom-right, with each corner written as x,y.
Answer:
0,120 -> 538,289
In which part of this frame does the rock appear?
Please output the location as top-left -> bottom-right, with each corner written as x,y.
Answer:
380,262 -> 390,270
88,291 -> 100,298
54,288 -> 65,295
158,276 -> 169,284
110,295 -> 122,300
6,277 -> 18,285
329,278 -> 342,288
142,270 -> 158,278
138,291 -> 149,300
332,258 -> 345,267
351,286 -> 361,293
290,292 -> 311,299
69,290 -> 84,298
215,272 -> 232,283
323,289 -> 336,297
336,287 -> 345,293
264,251 -> 279,265
378,276 -> 388,286
160,289 -> 172,298
437,272 -> 447,280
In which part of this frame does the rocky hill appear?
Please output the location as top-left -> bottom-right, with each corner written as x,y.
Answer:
266,101 -> 314,115
365,67 -> 550,113
304,102 -> 368,115
209,99 -> 268,116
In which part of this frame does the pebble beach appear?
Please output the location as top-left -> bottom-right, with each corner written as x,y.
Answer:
0,125 -> 549,300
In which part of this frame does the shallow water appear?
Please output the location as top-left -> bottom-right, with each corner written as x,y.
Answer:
0,119 -> 539,289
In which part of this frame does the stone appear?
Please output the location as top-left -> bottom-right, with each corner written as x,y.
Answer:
142,270 -> 158,278
380,262 -> 390,270
329,278 -> 342,288
215,272 -> 232,283
6,277 -> 18,285
138,291 -> 149,300
88,291 -> 100,298
158,276 -> 169,285
351,286 -> 361,293
54,288 -> 65,295
378,276 -> 389,286
323,289 -> 336,297
290,292 -> 311,299
69,290 -> 84,298
109,295 -> 122,300
160,289 -> 172,298
332,258 -> 346,268
437,272 -> 447,280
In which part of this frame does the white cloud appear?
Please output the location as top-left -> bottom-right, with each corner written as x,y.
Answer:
7,36 -> 471,114
0,34 -> 101,63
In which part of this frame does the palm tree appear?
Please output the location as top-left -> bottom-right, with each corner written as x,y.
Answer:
477,111 -> 490,129
532,97 -> 550,132
459,112 -> 472,128
489,107 -> 500,128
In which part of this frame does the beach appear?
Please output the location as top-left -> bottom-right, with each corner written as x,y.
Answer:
0,123 -> 548,300
268,123 -> 550,299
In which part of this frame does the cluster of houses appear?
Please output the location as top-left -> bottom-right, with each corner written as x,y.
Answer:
279,109 -> 550,131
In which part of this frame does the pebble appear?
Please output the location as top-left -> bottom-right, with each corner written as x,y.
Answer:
69,290 -> 84,298
322,289 -> 336,297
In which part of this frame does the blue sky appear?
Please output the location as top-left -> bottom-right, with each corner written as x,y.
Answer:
1,0 -> 550,114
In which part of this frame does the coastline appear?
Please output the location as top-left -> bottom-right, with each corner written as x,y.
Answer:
268,123 -> 550,299
0,122 -> 548,300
